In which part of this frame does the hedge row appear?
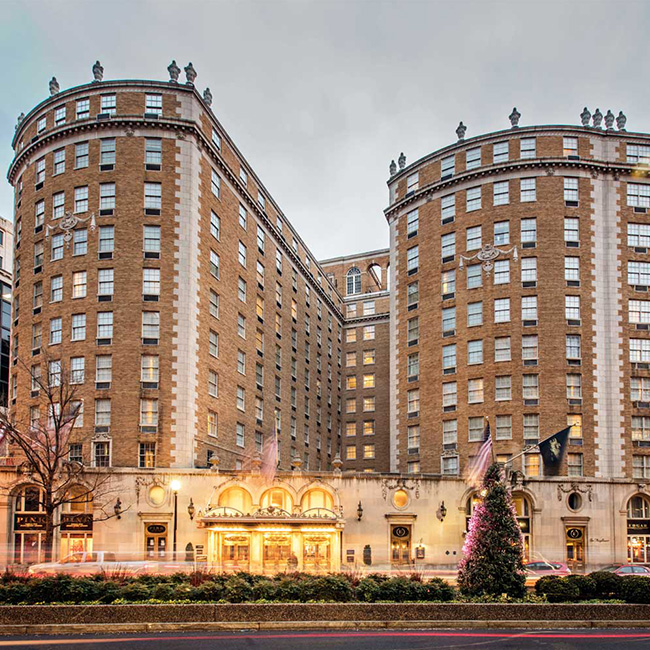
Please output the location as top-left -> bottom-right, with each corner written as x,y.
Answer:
0,571 -> 455,605
535,571 -> 650,603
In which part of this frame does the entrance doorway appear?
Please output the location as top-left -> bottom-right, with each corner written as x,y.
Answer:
391,524 -> 412,565
565,526 -> 586,573
145,523 -> 168,559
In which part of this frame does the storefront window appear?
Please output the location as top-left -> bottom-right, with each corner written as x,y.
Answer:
627,494 -> 650,563
60,486 -> 93,559
13,486 -> 45,565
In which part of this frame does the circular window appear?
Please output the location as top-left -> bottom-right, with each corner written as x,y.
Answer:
567,492 -> 582,511
149,485 -> 165,506
393,489 -> 409,509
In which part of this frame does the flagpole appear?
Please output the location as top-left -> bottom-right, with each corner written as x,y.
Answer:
505,426 -> 573,465
487,417 -> 495,463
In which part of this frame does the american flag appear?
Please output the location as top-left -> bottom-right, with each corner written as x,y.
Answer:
260,423 -> 279,483
465,420 -> 492,487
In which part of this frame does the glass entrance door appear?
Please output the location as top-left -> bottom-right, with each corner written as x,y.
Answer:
565,526 -> 586,573
145,523 -> 168,559
391,524 -> 412,565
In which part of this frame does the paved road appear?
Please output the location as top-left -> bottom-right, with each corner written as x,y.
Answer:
2,630 -> 650,649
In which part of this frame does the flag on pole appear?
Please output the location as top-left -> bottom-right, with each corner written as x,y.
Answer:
261,423 -> 278,483
465,420 -> 493,487
538,426 -> 571,476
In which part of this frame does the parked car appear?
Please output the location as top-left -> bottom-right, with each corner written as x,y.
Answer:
525,561 -> 571,577
608,564 -> 650,576
27,551 -> 154,576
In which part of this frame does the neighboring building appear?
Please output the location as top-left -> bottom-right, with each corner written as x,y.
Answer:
0,217 -> 13,409
3,66 -> 650,572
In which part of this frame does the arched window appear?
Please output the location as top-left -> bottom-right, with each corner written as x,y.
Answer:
301,488 -> 334,511
368,264 -> 382,290
346,267 -> 361,296
260,488 -> 293,512
218,487 -> 253,514
627,494 -> 650,563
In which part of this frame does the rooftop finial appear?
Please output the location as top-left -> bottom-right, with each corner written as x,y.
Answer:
592,108 -> 603,129
167,60 -> 181,83
509,107 -> 521,128
184,62 -> 197,85
203,87 -> 213,107
604,110 -> 615,131
389,160 -> 397,176
92,60 -> 104,82
456,121 -> 467,141
15,113 -> 25,131
49,77 -> 60,96
398,152 -> 406,170
580,107 -> 591,127
616,111 -> 627,131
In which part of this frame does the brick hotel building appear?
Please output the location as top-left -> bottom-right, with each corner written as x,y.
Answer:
2,66 -> 650,572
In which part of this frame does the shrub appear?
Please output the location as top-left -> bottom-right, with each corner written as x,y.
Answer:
151,583 -> 176,601
588,571 -> 623,599
535,576 -> 580,603
620,576 -> 650,604
565,575 -> 597,600
193,581 -> 223,602
300,575 -> 353,602
223,576 -> 253,603
422,577 -> 455,602
272,577 -> 302,601
356,577 -> 380,602
119,582 -> 152,601
376,576 -> 423,602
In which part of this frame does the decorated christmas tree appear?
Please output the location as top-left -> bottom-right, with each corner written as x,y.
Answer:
457,463 -> 526,597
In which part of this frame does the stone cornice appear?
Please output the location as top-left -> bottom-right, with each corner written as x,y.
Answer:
384,157 -> 650,222
342,312 -> 390,327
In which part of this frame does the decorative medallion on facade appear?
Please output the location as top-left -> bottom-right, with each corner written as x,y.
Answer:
458,243 -> 518,275
381,477 -> 420,500
557,482 -> 593,502
45,211 -> 96,247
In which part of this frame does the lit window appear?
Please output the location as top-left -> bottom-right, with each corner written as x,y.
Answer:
566,373 -> 582,399
442,269 -> 456,295
563,137 -> 578,157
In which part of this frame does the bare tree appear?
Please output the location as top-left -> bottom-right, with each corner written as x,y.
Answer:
0,354 -> 122,562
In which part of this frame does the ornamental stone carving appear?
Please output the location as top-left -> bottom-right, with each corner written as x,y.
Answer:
509,107 -> 521,128
605,110 -> 615,131
92,60 -> 104,82
580,107 -> 591,127
456,121 -> 467,141
49,77 -> 60,96
203,87 -> 213,107
15,113 -> 25,131
45,211 -> 96,247
459,243 -> 518,275
167,60 -> 181,83
557,482 -> 593,502
398,152 -> 406,170
592,108 -> 603,129
617,111 -> 627,131
389,160 -> 397,176
184,62 -> 197,85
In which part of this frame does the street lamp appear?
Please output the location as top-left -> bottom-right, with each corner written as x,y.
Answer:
187,498 -> 195,521
170,480 -> 181,561
357,501 -> 364,521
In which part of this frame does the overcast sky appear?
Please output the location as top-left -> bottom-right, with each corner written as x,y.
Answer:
1,0 -> 649,260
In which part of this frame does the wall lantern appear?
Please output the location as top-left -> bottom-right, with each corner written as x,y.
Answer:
188,497 -> 196,521
114,498 -> 122,520
436,501 -> 447,522
357,501 -> 364,521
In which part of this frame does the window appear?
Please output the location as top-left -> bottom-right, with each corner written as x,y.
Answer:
99,183 -> 115,212
407,353 -> 419,379
237,314 -> 246,339
140,399 -> 159,428
442,420 -> 457,445
33,281 -> 43,310
94,399 -> 111,427
73,228 -> 88,256
495,336 -> 511,361
466,147 -> 481,170
209,330 -> 219,357
407,246 -> 419,273
493,141 -> 508,163
442,269 -> 456,295
145,94 -> 162,115
565,217 -> 579,245
563,137 -> 578,157
71,314 -> 86,341
568,453 -> 583,477
628,144 -> 650,165
49,317 -> 62,345
441,194 -> 455,221
145,138 -> 162,166
209,169 -> 221,198
566,414 -> 582,440
74,186 -> 88,213
466,226 -> 482,251
628,261 -> 650,286
35,157 -> 45,184
493,181 -> 509,205
141,355 -> 159,383
564,177 -> 579,203
363,444 -> 375,459
494,260 -> 510,284
258,193 -> 266,210
257,226 -> 266,253
566,373 -> 582,399
138,442 -> 156,469
144,182 -> 161,210
407,172 -> 419,192
468,378 -> 484,403
51,235 -> 63,261
97,311 -> 113,341
75,142 -> 89,168
209,290 -> 219,318
208,411 -> 218,438
494,298 -> 510,323
236,422 -> 245,447
523,374 -> 539,400
522,296 -> 538,321
407,317 -> 419,345
631,339 -> 650,363
53,148 -> 65,175
93,441 -> 111,468
100,139 -> 115,165
346,329 -> 357,344
441,155 -> 455,178
142,312 -> 159,342
346,446 -> 357,460
50,275 -> 63,302
520,335 -> 538,362
521,257 -> 537,284
48,360 -> 61,387
54,105 -> 66,125
628,182 -> 650,209
520,138 -> 536,159
628,223 -> 650,248
143,268 -> 160,297
346,376 -> 357,390
407,209 -> 419,236
442,456 -> 459,476
566,334 -> 581,360
496,415 -> 512,440
521,218 -> 537,245
143,225 -> 160,256
523,414 -> 539,440
408,425 -> 420,451
238,241 -> 247,267
442,381 -> 457,407
565,295 -> 580,321
208,370 -> 218,397
520,178 -> 536,202
239,167 -> 248,186
407,389 -> 420,414
442,343 -> 457,372
442,306 -> 456,333
633,456 -> 650,479
494,221 -> 510,245
363,396 -> 375,412
71,271 -> 86,298
363,325 -> 375,340
210,250 -> 220,279
99,226 -> 114,255
468,340 -> 483,365
524,453 -> 540,477
466,186 -> 481,211
96,355 -> 112,385
565,256 -> 580,282
495,375 -> 512,401
633,416 -> 650,442
35,200 -> 45,228
346,267 -> 361,295
441,233 -> 455,260
467,265 -> 482,289
632,377 -> 650,403
468,416 -> 485,441
464,301 -> 482,328
76,98 -> 90,119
